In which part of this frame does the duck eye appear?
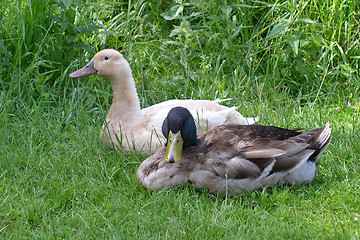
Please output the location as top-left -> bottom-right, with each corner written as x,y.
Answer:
104,56 -> 109,60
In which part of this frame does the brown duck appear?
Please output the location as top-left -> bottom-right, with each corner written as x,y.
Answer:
137,107 -> 332,196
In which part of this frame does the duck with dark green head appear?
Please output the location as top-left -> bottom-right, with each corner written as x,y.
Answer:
161,107 -> 198,163
137,107 -> 332,196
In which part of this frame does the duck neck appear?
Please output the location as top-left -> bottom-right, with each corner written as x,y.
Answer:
106,65 -> 142,120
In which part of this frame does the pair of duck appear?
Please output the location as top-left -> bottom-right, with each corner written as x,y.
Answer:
70,49 -> 332,196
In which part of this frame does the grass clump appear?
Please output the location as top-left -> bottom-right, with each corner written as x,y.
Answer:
1,0 -> 359,239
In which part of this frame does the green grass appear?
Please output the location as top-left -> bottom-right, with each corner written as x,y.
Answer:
1,0 -> 360,239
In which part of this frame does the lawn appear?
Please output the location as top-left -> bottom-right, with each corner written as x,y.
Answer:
1,0 -> 359,239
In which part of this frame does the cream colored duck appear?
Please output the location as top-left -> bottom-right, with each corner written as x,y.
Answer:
137,107 -> 332,196
69,49 -> 257,154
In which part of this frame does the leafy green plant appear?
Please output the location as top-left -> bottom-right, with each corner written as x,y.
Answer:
0,0 -> 107,119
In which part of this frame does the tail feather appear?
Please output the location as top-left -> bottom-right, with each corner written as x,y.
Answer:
309,123 -> 332,164
289,122 -> 332,163
280,123 -> 332,185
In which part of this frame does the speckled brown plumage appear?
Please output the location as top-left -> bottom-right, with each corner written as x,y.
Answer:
137,123 -> 332,196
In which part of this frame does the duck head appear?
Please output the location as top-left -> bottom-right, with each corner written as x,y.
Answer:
162,107 -> 198,163
69,49 -> 130,81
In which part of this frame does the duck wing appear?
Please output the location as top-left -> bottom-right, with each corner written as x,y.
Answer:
187,124 -> 331,195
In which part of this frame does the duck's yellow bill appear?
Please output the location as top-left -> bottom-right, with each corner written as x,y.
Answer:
165,130 -> 183,163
